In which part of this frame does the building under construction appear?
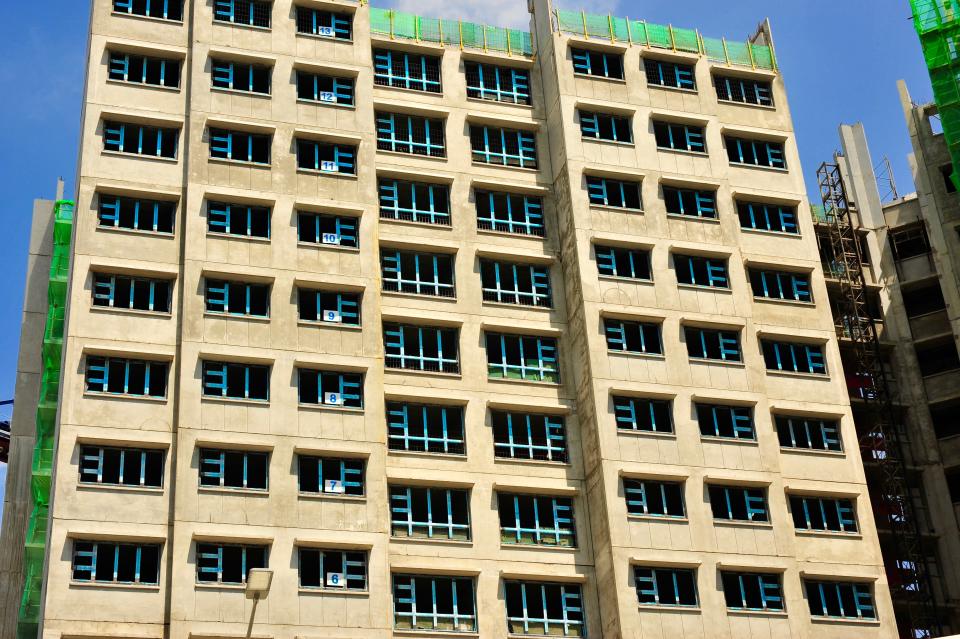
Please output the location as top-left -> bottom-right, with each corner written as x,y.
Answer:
0,0 -> 935,638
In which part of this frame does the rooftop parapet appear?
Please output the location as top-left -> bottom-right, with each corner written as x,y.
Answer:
553,9 -> 777,72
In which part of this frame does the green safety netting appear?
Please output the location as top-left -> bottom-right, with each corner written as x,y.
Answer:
554,9 -> 776,71
369,7 -> 533,56
16,200 -> 72,639
912,0 -> 960,188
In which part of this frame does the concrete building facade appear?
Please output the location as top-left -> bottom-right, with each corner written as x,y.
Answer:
817,82 -> 960,636
2,1 -> 902,638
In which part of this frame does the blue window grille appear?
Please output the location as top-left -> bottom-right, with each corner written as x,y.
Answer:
726,136 -> 786,169
390,486 -> 471,540
199,448 -> 268,490
790,494 -> 858,533
376,112 -> 446,157
211,59 -> 271,94
596,245 -> 651,280
505,581 -> 585,637
296,70 -> 354,105
93,273 -> 171,313
295,6 -> 353,39
299,548 -> 367,590
675,254 -> 728,288
604,318 -> 663,355
79,445 -> 164,488
72,540 -> 161,585
775,415 -> 842,452
384,323 -> 460,374
381,250 -> 456,297
108,51 -> 180,88
387,402 -> 465,455
491,410 -> 567,462
634,566 -> 698,607
465,62 -> 530,105
579,110 -> 633,143
373,49 -> 441,93
663,186 -> 716,218
297,288 -> 360,325
209,128 -> 271,164
296,138 -> 356,174
499,493 -> 576,547
297,369 -> 363,408
201,360 -> 270,401
476,190 -> 544,236
297,212 -> 358,247
684,327 -> 742,362
480,259 -> 551,307
486,332 -> 559,383
112,0 -> 183,21
653,121 -> 706,153
761,340 -> 827,375
708,484 -> 769,522
571,47 -> 624,79
613,395 -> 672,434
103,120 -> 178,158
393,574 -> 477,632
586,175 -> 642,209
644,58 -> 695,90
715,75 -> 773,106
86,356 -> 167,398
297,455 -> 364,496
213,0 -> 271,28
204,279 -> 270,317
207,200 -> 271,238
624,478 -> 685,518
696,403 -> 755,440
804,580 -> 876,620
749,269 -> 812,302
379,179 -> 451,225
737,201 -> 798,234
721,572 -> 784,612
196,543 -> 268,584
98,194 -> 176,233
470,125 -> 537,168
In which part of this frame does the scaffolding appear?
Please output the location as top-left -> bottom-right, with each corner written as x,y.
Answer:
16,199 -> 73,639
816,164 -> 942,638
369,8 -> 533,57
911,0 -> 960,187
553,9 -> 777,71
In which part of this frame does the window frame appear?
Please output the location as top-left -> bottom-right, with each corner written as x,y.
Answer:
476,190 -> 545,236
761,340 -> 827,375
204,278 -> 270,318
207,200 -> 271,239
198,447 -> 269,491
295,70 -> 355,105
373,48 -> 441,93
721,572 -> 785,612
505,581 -> 585,637
201,360 -> 270,402
379,178 -> 451,225
298,547 -> 367,591
725,136 -> 786,169
498,493 -> 576,547
295,138 -> 356,174
195,542 -> 268,585
613,395 -> 673,434
465,61 -> 531,105
297,454 -> 365,496
804,580 -> 876,620
376,111 -> 447,158
296,211 -> 358,247
634,566 -> 699,608
213,0 -> 272,29
390,485 -> 471,541
295,5 -> 353,39
72,540 -> 161,585
624,478 -> 685,518
790,494 -> 858,534
392,574 -> 477,632
103,120 -> 179,159
749,268 -> 812,303
737,201 -> 798,234
571,47 -> 624,79
381,249 -> 456,298
653,120 -> 706,153
579,110 -> 633,143
586,175 -> 643,210
79,445 -> 165,489
296,288 -> 361,326
695,403 -> 755,440
387,401 -> 466,455
714,74 -> 773,107
684,326 -> 742,363
485,332 -> 559,383
491,410 -> 568,463
209,127 -> 271,165
98,194 -> 176,234
112,0 -> 184,21
384,323 -> 461,374
775,415 -> 843,452
662,185 -> 716,219
92,273 -> 172,313
85,356 -> 168,398
470,125 -> 538,168
674,253 -> 729,288
211,58 -> 272,95
595,245 -> 651,280
604,318 -> 663,356
108,51 -> 181,89
480,259 -> 552,308
644,57 -> 696,90
297,369 -> 363,409
708,484 -> 769,523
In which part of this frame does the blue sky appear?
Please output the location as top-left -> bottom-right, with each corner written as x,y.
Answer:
0,1 -> 932,494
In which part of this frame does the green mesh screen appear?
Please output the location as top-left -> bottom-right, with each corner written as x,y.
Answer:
556,9 -> 776,71
368,7 -> 532,56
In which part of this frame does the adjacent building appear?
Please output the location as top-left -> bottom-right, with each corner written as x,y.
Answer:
1,1 -> 902,638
